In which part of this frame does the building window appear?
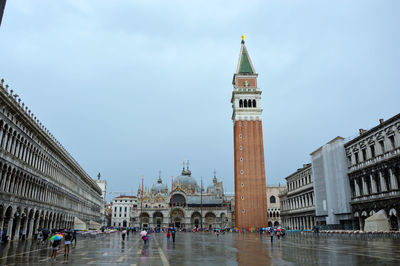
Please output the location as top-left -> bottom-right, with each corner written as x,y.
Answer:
379,140 -> 385,153
270,196 -> 276,204
241,183 -> 244,187
362,149 -> 367,161
124,214 -> 127,217
240,157 -> 243,162
241,196 -> 244,200
119,214 -> 121,217
370,145 -> 375,157
125,207 -> 127,212
114,207 -> 117,212
239,100 -> 243,108
389,135 -> 396,150
120,207 -> 122,212
241,208 -> 245,213
239,134 -> 242,139
240,170 -> 244,175
355,153 -> 359,164
239,146 -> 242,150
114,214 -> 116,217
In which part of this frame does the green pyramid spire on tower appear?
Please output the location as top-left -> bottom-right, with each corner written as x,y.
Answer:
238,49 -> 254,74
237,36 -> 256,74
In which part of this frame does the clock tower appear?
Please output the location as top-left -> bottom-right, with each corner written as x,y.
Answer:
231,36 -> 268,228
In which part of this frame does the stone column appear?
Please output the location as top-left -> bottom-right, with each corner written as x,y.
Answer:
28,219 -> 34,239
7,218 -> 14,237
14,218 -> 21,240
379,171 -> 388,192
362,177 -> 368,195
370,174 -> 377,193
22,218 -> 28,239
389,168 -> 398,190
0,218 -> 4,232
355,179 -> 361,197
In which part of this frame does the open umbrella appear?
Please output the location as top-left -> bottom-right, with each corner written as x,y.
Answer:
140,230 -> 147,237
50,234 -> 63,241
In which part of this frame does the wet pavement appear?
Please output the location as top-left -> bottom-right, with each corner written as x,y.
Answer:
1,232 -> 400,265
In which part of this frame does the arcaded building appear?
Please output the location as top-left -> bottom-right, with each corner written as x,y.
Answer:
231,37 -> 268,228
0,79 -> 103,240
345,114 -> 400,230
279,164 -> 316,230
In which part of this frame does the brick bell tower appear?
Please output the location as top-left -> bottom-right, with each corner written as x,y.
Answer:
231,36 -> 268,228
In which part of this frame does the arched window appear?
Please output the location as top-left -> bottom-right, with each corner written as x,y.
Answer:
253,99 -> 256,107
244,100 -> 248,108
239,99 -> 243,108
270,196 -> 276,204
248,99 -> 252,107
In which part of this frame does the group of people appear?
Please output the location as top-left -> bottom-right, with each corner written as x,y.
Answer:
120,227 -> 178,245
36,229 -> 77,262
264,227 -> 286,242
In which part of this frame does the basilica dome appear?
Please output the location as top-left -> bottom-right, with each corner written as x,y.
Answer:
174,166 -> 199,192
152,177 -> 167,194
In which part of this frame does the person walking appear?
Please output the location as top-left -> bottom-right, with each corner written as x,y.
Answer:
122,229 -> 127,241
64,232 -> 72,257
170,227 -> 176,243
72,230 -> 77,244
140,229 -> 148,245
166,231 -> 171,243
270,228 -> 274,242
50,239 -> 61,262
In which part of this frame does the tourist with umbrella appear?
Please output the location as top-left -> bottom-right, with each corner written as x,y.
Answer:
140,229 -> 148,245
50,233 -> 63,262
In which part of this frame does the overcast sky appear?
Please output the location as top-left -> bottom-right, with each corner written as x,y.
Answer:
1,0 -> 399,202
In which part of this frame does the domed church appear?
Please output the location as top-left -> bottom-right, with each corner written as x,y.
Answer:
131,162 -> 233,229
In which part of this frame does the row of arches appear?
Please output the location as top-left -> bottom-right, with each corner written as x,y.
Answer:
353,208 -> 400,231
0,161 -> 100,217
269,211 -> 280,218
133,210 -> 228,229
0,204 -> 75,240
239,99 -> 256,108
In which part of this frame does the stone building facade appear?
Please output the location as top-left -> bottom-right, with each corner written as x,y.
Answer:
345,114 -> 400,230
231,37 -> 268,228
131,164 -> 232,229
0,79 -> 103,240
266,185 -> 285,227
111,195 -> 137,227
279,164 -> 315,230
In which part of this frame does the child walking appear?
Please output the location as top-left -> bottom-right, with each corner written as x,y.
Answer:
166,231 -> 171,243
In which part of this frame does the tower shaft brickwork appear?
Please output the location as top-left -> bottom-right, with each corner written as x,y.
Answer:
231,38 -> 268,228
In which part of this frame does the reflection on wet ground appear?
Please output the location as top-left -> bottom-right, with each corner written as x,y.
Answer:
1,232 -> 400,265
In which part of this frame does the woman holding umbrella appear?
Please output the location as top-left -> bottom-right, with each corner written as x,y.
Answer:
50,233 -> 63,261
140,229 -> 148,245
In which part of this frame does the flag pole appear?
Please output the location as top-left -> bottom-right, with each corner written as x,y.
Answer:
170,176 -> 174,226
201,176 -> 203,229
140,175 -> 144,229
